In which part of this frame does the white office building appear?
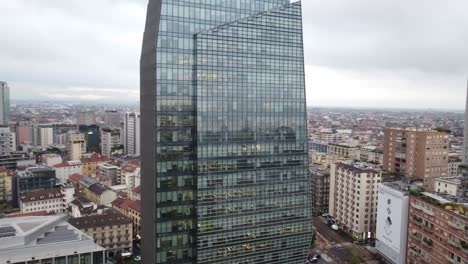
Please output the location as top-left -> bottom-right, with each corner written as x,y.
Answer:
123,112 -> 140,156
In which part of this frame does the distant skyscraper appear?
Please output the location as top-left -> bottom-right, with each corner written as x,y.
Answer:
140,1 -> 312,263
33,125 -> 53,149
77,111 -> 96,126
66,132 -> 86,161
101,128 -> 121,157
123,112 -> 140,156
0,82 -> 10,126
104,110 -> 122,128
463,80 -> 468,165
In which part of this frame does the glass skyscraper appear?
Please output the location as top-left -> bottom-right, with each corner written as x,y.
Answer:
141,1 -> 312,263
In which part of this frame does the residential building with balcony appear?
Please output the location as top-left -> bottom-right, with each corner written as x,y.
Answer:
406,192 -> 467,264
80,154 -> 111,177
19,188 -> 65,213
69,209 -> 133,258
97,163 -> 121,185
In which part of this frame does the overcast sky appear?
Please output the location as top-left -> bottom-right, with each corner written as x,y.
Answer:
1,0 -> 467,109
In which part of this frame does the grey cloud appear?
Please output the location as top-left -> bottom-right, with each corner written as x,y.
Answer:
1,0 -> 146,101
302,0 -> 468,74
0,0 -> 467,108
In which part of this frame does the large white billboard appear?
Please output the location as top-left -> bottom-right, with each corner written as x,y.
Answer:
376,183 -> 409,264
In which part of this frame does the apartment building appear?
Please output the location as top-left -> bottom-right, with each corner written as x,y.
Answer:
448,156 -> 462,177
359,146 -> 384,165
97,163 -> 121,185
42,153 -> 63,167
19,188 -> 64,213
383,128 -> 449,191
83,182 -> 117,206
69,209 -> 133,258
66,132 -> 86,161
112,198 -> 142,239
81,154 -> 111,177
329,162 -> 381,241
53,160 -> 82,183
0,167 -> 7,201
328,143 -> 359,159
406,192 -> 467,264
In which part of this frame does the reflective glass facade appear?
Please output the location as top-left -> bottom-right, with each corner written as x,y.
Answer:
141,1 -> 312,263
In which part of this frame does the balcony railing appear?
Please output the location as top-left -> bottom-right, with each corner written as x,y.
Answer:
448,221 -> 464,230
448,239 -> 460,248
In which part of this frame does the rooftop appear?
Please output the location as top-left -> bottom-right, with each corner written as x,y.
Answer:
0,215 -> 104,263
20,188 -> 63,203
412,191 -> 468,217
81,154 -> 111,163
79,176 -> 98,187
69,209 -> 132,229
435,176 -> 462,185
335,162 -> 381,174
88,182 -> 112,195
69,173 -> 84,182
53,160 -> 81,168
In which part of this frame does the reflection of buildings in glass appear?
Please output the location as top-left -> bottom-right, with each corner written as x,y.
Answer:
141,1 -> 312,263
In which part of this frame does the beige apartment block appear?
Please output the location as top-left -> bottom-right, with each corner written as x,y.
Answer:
329,162 -> 381,241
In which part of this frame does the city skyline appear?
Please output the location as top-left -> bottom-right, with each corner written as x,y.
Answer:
1,0 -> 468,109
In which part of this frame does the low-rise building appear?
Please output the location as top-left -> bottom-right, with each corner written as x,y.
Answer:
329,162 -> 381,241
121,164 -> 140,188
53,160 -> 82,183
19,188 -> 64,213
328,143 -> 359,159
84,182 -> 117,206
81,154 -> 111,177
359,146 -> 384,165
0,215 -> 106,264
434,176 -> 463,196
112,198 -> 141,238
97,163 -> 121,185
68,196 -> 98,218
42,153 -> 63,167
69,209 -> 133,257
130,185 -> 141,201
406,192 -> 467,264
